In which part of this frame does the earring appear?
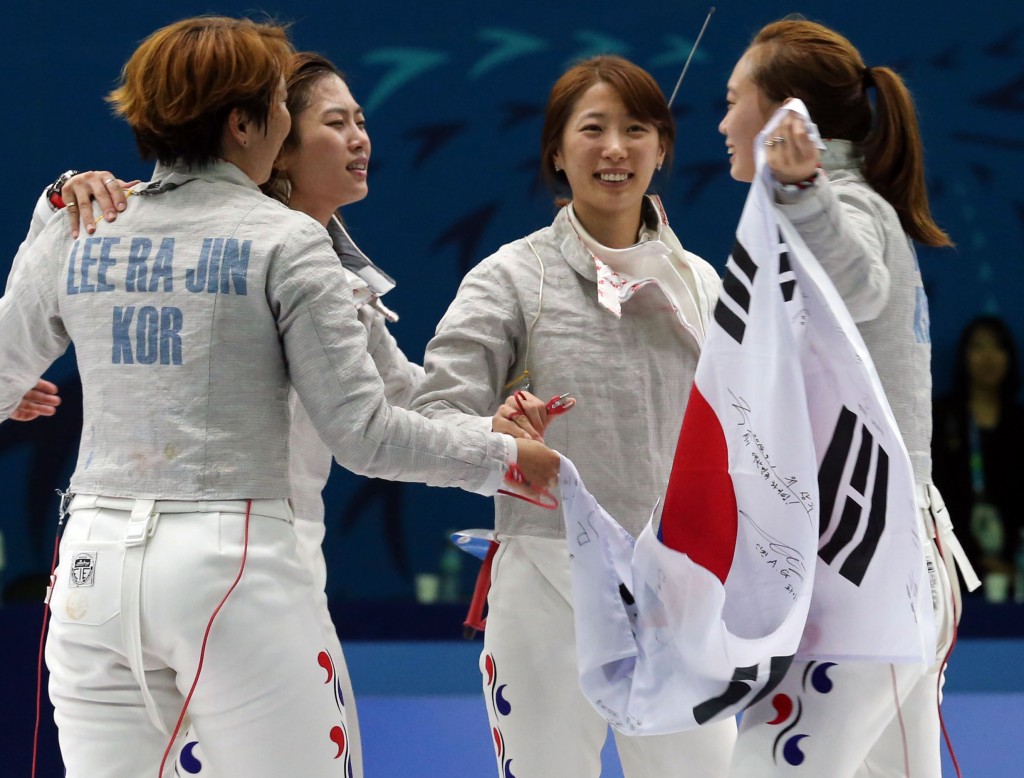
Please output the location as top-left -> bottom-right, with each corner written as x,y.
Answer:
657,163 -> 663,172
554,164 -> 561,172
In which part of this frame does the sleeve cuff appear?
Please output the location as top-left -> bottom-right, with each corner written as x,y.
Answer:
472,433 -> 517,496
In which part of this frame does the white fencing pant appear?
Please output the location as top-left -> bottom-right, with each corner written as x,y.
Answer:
482,535 -> 737,778
173,516 -> 362,778
46,496 -> 351,778
729,485 -> 969,777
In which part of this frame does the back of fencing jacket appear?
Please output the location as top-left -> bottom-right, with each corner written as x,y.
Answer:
0,159 -> 513,500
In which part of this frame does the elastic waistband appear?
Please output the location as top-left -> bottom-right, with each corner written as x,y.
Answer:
69,494 -> 293,523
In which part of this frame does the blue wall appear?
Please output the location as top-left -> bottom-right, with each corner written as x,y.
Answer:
1,0 -> 1023,603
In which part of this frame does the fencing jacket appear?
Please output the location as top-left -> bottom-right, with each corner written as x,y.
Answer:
0,159 -> 512,499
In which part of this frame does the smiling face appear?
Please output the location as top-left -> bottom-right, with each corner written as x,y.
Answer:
552,80 -> 665,232
279,74 -> 370,224
719,48 -> 778,183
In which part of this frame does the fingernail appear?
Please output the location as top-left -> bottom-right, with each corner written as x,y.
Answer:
106,211 -> 116,221
86,225 -> 95,234
117,202 -> 126,211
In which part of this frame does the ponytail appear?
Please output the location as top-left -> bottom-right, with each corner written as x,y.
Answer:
861,67 -> 952,247
750,20 -> 952,248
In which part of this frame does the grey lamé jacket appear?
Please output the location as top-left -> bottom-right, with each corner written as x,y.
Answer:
777,141 -> 933,482
287,217 -> 425,524
0,159 -> 512,499
413,197 -> 721,540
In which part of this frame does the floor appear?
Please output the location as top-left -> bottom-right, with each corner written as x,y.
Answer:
4,604 -> 1022,775
353,691 -> 1023,776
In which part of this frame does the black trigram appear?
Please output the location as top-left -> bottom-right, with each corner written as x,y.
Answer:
692,655 -> 794,725
714,237 -> 798,345
817,406 -> 889,586
714,239 -> 758,344
778,238 -> 796,302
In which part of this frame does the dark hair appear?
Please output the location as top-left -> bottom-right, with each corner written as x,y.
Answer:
748,19 -> 952,248
540,55 -> 674,192
263,52 -> 347,203
107,16 -> 293,167
951,315 -> 1021,403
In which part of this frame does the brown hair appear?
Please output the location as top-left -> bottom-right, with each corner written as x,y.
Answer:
748,19 -> 951,247
540,55 -> 675,192
263,52 -> 347,204
107,16 -> 294,168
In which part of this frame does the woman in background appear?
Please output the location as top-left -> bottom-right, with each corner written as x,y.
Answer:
933,315 -> 1024,601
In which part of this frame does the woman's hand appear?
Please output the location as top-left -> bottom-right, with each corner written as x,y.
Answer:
513,439 -> 561,491
764,111 -> 820,186
492,389 -> 575,443
61,171 -> 139,238
9,379 -> 61,421
493,390 -> 546,441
